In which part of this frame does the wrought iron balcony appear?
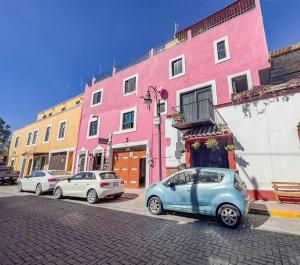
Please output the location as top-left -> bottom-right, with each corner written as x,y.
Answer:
171,99 -> 227,130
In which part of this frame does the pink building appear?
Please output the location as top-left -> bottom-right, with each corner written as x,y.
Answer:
75,0 -> 270,190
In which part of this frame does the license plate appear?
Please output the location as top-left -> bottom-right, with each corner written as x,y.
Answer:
113,182 -> 119,187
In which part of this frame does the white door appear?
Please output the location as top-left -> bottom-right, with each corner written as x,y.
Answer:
77,172 -> 97,198
62,172 -> 84,197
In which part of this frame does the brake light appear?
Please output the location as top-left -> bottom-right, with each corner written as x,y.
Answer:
48,178 -> 57,182
100,182 -> 110,188
234,180 -> 243,192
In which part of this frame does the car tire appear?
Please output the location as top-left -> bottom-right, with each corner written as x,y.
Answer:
218,204 -> 241,229
18,182 -> 23,192
35,184 -> 42,196
54,187 -> 63,199
148,196 -> 164,215
113,193 -> 123,199
87,189 -> 98,204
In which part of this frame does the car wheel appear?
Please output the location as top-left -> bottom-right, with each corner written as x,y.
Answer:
35,184 -> 42,196
148,196 -> 164,215
87,189 -> 98,204
218,204 -> 241,229
18,182 -> 23,192
54,187 -> 63,199
113,193 -> 123,199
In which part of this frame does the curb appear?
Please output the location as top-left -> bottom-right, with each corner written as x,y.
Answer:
249,207 -> 300,219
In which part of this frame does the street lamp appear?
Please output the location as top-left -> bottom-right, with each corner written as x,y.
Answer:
141,86 -> 162,181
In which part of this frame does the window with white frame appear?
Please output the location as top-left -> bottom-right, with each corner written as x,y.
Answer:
58,121 -> 67,140
26,132 -> 32,146
14,136 -> 20,148
32,130 -> 38,145
213,36 -> 230,64
123,75 -> 138,95
91,89 -> 103,106
87,117 -> 99,139
155,100 -> 167,116
169,55 -> 185,79
44,125 -> 51,143
119,107 -> 137,132
228,70 -> 252,95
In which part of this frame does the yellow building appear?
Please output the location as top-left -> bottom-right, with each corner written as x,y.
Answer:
8,94 -> 83,177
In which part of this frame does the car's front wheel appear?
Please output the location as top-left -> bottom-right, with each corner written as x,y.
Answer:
148,196 -> 164,215
18,182 -> 23,192
218,204 -> 241,229
54,187 -> 63,199
35,184 -> 42,196
87,189 -> 98,204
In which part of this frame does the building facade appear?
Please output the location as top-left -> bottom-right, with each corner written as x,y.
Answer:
8,95 -> 83,177
75,0 -> 271,191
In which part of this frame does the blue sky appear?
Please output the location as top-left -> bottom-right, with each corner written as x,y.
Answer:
0,0 -> 299,131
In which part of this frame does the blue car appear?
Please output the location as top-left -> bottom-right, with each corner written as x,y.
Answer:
145,168 -> 249,228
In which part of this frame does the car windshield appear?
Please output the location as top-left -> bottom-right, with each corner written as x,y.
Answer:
48,171 -> 70,176
99,172 -> 119,179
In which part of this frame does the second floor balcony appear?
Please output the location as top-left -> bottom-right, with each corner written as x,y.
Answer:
171,99 -> 227,130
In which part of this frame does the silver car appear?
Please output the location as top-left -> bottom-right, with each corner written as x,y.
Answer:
18,170 -> 70,195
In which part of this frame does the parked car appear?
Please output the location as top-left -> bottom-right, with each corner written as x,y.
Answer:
0,166 -> 19,185
145,168 -> 249,228
18,170 -> 70,195
53,171 -> 124,204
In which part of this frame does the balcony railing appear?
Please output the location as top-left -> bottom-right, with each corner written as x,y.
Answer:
171,99 -> 227,130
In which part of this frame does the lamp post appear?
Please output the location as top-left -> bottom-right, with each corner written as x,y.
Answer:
141,86 -> 162,181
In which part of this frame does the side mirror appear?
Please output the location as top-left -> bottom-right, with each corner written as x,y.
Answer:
67,177 -> 71,182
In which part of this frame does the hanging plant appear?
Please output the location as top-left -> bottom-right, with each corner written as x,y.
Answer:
205,137 -> 219,150
179,148 -> 186,154
224,144 -> 239,152
191,141 -> 201,150
170,111 -> 184,122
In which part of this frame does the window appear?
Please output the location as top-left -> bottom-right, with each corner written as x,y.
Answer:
77,153 -> 86,172
26,132 -> 32,146
169,55 -> 185,79
198,171 -> 224,183
32,130 -> 38,145
122,111 -> 134,130
118,107 -> 137,133
123,75 -> 138,95
44,126 -> 51,143
72,172 -> 84,180
91,89 -> 103,106
14,136 -> 19,148
213,36 -> 230,64
155,100 -> 167,116
228,70 -> 252,95
85,172 -> 96,179
57,121 -> 67,140
87,117 -> 99,139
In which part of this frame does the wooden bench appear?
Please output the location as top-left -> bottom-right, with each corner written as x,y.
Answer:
272,182 -> 300,203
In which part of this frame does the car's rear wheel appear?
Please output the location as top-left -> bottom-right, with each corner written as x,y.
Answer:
218,204 -> 241,229
148,196 -> 163,215
87,189 -> 98,204
18,182 -> 23,192
54,187 -> 63,199
35,184 -> 42,195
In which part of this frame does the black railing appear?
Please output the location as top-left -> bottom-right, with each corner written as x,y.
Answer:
115,51 -> 150,73
171,99 -> 227,130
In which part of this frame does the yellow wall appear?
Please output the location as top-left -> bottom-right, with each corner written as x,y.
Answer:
8,94 -> 83,173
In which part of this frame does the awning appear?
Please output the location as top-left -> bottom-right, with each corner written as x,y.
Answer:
183,125 -> 231,140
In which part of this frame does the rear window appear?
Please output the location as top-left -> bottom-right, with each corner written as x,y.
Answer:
99,172 -> 119,180
48,171 -> 70,176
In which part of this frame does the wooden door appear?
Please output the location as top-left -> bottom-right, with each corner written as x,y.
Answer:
113,151 -> 130,186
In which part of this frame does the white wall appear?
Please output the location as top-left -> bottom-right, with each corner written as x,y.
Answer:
219,92 -> 300,191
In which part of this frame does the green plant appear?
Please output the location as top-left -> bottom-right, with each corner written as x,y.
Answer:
179,148 -> 186,154
224,144 -> 239,152
171,111 -> 184,122
191,141 -> 201,150
205,137 -> 219,150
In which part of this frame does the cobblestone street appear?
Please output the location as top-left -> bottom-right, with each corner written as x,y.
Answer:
0,195 -> 300,265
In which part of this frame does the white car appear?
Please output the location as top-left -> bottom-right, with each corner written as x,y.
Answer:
18,170 -> 71,195
53,171 -> 124,204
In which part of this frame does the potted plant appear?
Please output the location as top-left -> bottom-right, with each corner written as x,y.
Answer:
171,111 -> 184,122
205,137 -> 219,151
224,144 -> 239,152
191,141 -> 201,150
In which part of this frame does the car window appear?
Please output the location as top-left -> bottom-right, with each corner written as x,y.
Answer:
72,173 -> 84,180
169,172 -> 186,186
31,172 -> 38,178
184,171 -> 197,184
198,171 -> 224,183
100,172 -> 119,179
39,172 -> 46,177
85,172 -> 96,179
48,171 -> 70,176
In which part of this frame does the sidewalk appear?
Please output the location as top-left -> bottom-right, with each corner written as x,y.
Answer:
250,200 -> 300,219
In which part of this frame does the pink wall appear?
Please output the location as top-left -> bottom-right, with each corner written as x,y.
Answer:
75,0 -> 270,185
